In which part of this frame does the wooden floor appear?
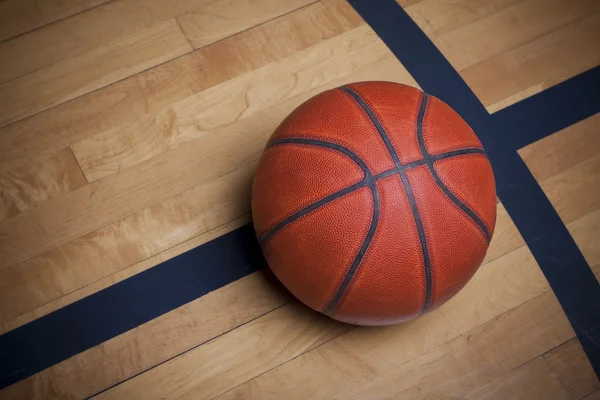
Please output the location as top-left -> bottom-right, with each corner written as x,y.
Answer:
0,0 -> 599,398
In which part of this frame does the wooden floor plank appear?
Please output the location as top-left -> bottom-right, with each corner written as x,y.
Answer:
462,12 -> 600,110
0,272 -> 288,400
519,114 -> 600,182
544,338 -> 600,400
0,148 -> 87,222
0,0 -> 362,166
0,0 -> 110,42
0,214 -> 250,335
0,19 -> 192,127
460,356 -> 570,400
214,288 -> 572,399
176,0 -> 316,49
406,0 -> 522,37
434,0 -> 600,71
540,154 -> 600,225
0,0 -> 313,85
0,54 -> 412,327
95,304 -> 350,400
93,236 -> 549,400
0,24 -> 412,271
0,164 -> 254,324
70,25 -> 407,182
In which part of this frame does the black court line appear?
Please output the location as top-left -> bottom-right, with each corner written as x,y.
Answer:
347,0 -> 600,377
1,1 -> 599,391
0,225 -> 263,389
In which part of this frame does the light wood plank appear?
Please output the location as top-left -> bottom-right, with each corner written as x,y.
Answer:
71,25 -> 411,182
406,0 -> 521,37
0,0 -> 314,85
519,114 -> 600,182
545,338 -> 600,400
215,287 -> 571,399
461,357 -> 570,400
0,272 -> 288,400
0,38 -> 414,324
0,25 -> 413,271
0,0 -> 362,166
95,304 -> 350,400
177,0 -> 317,49
95,235 -> 548,399
464,12 -> 600,111
0,148 -> 87,222
0,0 -> 110,42
0,214 -> 251,334
0,164 -> 254,324
0,19 -> 192,127
541,154 -> 600,225
434,0 -> 600,71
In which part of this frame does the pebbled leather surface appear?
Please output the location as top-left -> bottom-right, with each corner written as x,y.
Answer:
252,81 -> 497,325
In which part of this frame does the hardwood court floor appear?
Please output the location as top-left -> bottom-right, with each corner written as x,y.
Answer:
0,0 -> 599,398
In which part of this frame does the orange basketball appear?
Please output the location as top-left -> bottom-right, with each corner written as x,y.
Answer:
252,81 -> 496,326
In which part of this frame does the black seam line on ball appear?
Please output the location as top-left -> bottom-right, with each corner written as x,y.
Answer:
268,138 -> 371,176
324,183 -> 380,315
339,86 -> 432,315
260,141 -> 483,244
339,87 -> 402,169
260,139 -> 373,243
399,168 -> 432,314
372,147 -> 487,181
415,94 -> 491,243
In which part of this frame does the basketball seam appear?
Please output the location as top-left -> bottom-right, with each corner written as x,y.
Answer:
324,184 -> 379,315
336,86 -> 433,315
260,142 -> 484,243
260,138 -> 372,242
417,94 -> 492,243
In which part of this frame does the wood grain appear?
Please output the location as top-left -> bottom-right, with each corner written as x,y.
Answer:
407,0 -> 522,37
94,236 -> 549,400
0,272 -> 288,400
0,26 -> 414,271
434,0 -> 600,71
0,164 -> 254,324
464,11 -> 600,110
0,148 -> 87,222
545,338 -> 600,400
71,25 -> 410,182
519,114 -> 600,182
176,0 -> 316,49
215,289 -> 572,399
0,0 -> 110,42
0,0 -> 362,166
95,304 -> 350,400
461,357 -> 570,400
0,214 -> 251,334
0,0 -> 313,85
0,19 -> 192,127
541,154 -> 600,225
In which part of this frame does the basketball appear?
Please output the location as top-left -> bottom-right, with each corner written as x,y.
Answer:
252,81 -> 496,326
